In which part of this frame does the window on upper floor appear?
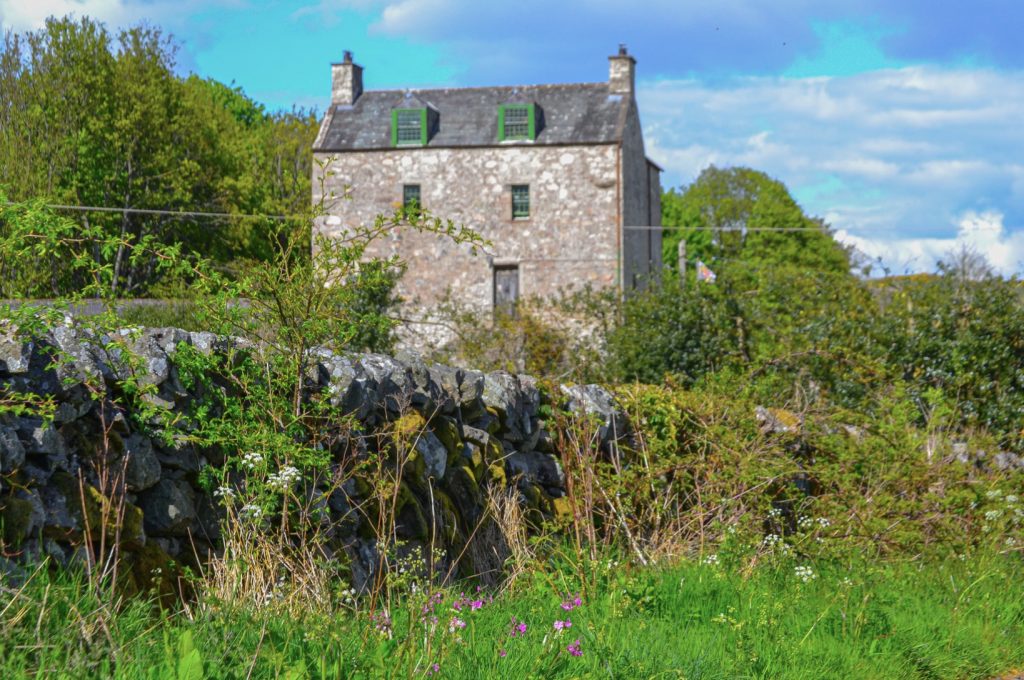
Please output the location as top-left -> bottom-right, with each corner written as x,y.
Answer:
511,184 -> 530,219
499,104 -> 536,141
392,108 -> 426,146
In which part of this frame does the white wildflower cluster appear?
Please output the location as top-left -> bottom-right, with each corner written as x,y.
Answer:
840,577 -> 854,587
767,507 -> 783,520
1007,494 -> 1019,504
762,533 -> 790,554
986,489 -> 1002,499
268,465 -> 301,490
1007,537 -> 1018,547
341,587 -> 357,604
702,554 -> 719,566
984,509 -> 1003,521
794,565 -> 817,583
242,452 -> 264,470
799,515 -> 832,530
240,504 -> 263,520
214,485 -> 235,499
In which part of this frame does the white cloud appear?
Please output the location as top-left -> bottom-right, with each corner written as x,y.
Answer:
0,0 -> 131,31
0,0 -> 242,34
638,65 -> 1024,275
835,211 -> 1024,275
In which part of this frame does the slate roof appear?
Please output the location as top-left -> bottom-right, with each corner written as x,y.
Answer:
314,82 -> 628,152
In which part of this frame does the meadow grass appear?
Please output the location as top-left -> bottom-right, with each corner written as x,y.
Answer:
2,552 -> 1022,679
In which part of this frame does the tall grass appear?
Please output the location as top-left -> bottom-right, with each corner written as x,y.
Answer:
2,553 -> 1022,679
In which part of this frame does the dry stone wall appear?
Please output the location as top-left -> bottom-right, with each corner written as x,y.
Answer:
0,325 -> 627,591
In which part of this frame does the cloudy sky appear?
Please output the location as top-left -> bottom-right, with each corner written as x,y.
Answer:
2,0 -> 1023,274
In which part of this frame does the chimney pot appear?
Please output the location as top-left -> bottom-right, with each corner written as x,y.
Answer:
332,51 -> 363,106
608,45 -> 636,96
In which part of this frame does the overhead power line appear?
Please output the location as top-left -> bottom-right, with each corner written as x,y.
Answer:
5,201 -> 998,235
2,201 -> 298,221
624,225 -> 826,232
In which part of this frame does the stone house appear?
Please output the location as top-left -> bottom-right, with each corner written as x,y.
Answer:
312,47 -> 662,346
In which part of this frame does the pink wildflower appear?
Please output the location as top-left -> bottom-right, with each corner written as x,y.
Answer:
499,649 -> 507,658
561,594 -> 584,611
553,618 -> 572,631
566,640 -> 583,657
470,599 -> 484,611
448,617 -> 466,633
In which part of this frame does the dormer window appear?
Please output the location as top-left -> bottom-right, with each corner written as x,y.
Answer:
392,108 -> 426,146
499,103 -> 537,141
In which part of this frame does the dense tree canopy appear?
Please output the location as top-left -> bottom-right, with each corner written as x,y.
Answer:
661,166 -> 852,275
0,17 -> 318,297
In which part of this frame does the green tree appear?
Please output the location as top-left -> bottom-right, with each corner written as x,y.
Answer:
0,16 -> 319,296
661,166 -> 851,275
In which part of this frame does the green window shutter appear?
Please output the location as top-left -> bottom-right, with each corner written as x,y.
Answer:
420,108 -> 428,145
498,105 -> 506,142
391,109 -> 398,147
527,103 -> 536,140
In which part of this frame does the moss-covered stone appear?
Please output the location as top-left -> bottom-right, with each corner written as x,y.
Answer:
432,416 -> 462,454
487,462 -> 506,488
1,497 -> 35,544
482,438 -> 503,466
484,408 -> 502,434
393,411 -> 427,439
550,496 -> 574,522
393,483 -> 429,541
443,465 -> 483,525
83,486 -> 145,545
463,443 -> 484,476
433,489 -> 462,546
519,483 -> 541,510
121,541 -> 184,607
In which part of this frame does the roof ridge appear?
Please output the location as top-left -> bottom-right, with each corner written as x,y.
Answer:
364,82 -> 608,95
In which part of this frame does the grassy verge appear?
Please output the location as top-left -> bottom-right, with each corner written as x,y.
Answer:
2,552 -> 1022,679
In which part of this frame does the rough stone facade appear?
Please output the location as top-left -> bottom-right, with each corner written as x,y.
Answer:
312,47 -> 662,349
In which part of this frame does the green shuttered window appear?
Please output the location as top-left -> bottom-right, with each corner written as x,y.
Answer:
392,108 -> 427,146
498,104 -> 536,141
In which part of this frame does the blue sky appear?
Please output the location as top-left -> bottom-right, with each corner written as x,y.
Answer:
2,0 -> 1023,274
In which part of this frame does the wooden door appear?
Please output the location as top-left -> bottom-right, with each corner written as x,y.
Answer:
493,265 -> 519,316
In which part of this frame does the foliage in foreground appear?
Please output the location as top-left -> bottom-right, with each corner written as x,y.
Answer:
2,553 -> 1023,679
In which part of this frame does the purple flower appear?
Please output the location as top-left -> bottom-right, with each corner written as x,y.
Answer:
448,617 -> 466,633
470,599 -> 483,611
561,594 -> 584,611
499,649 -> 507,658
553,618 -> 572,631
567,640 -> 583,657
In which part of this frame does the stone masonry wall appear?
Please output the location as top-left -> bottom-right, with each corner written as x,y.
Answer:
620,100 -> 661,292
313,144 -> 622,348
0,325 -> 627,592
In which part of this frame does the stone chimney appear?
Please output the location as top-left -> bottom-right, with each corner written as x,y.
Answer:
608,44 -> 635,96
331,50 -> 363,106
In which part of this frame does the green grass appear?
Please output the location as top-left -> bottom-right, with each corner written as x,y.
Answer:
2,554 -> 1022,679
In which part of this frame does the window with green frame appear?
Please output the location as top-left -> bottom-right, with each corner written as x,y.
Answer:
499,104 -> 535,141
511,184 -> 530,219
402,184 -> 421,213
392,108 -> 427,146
